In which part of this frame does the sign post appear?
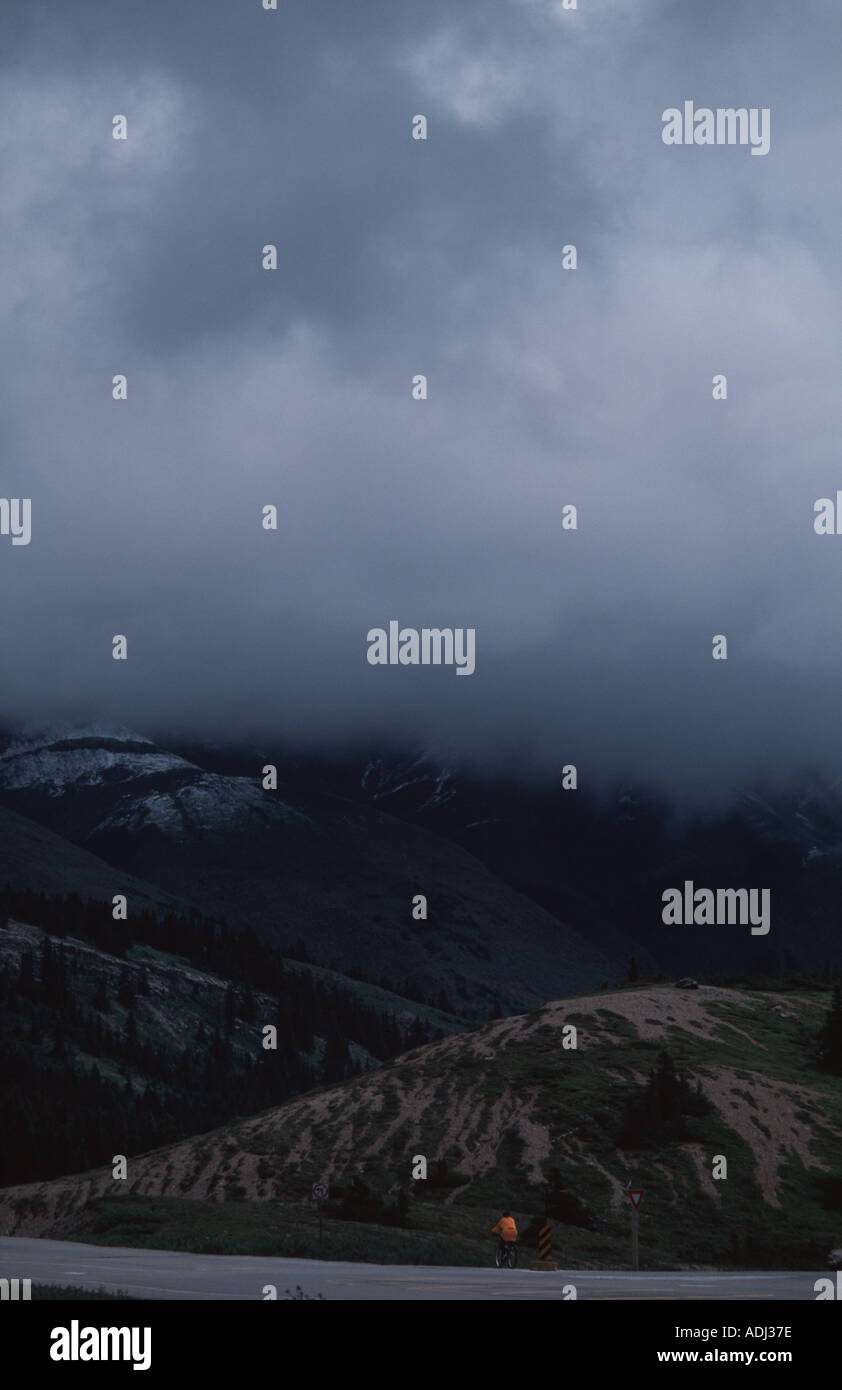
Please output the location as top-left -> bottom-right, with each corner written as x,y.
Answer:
538,1224 -> 552,1261
312,1181 -> 329,1253
625,1188 -> 643,1272
529,1221 -> 558,1271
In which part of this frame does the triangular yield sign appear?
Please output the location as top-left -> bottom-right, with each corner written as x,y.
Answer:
627,1189 -> 643,1209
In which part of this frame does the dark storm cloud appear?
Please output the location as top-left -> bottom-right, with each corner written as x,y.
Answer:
1,0 -> 841,800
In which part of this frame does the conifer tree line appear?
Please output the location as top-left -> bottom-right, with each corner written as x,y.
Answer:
0,886 -> 442,1187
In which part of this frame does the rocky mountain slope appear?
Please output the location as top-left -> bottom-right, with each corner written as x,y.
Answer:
2,983 -> 839,1269
0,727 -> 613,1015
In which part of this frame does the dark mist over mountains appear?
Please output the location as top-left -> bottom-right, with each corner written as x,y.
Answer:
3,2 -> 842,806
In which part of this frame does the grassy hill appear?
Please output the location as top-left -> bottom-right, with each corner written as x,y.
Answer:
2,982 -> 840,1269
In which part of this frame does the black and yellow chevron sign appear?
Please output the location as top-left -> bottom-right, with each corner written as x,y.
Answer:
538,1224 -> 552,1260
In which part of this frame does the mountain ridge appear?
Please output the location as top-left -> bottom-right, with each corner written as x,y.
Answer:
0,726 -> 614,1013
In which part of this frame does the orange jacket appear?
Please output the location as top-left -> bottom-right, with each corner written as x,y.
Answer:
492,1216 -> 518,1242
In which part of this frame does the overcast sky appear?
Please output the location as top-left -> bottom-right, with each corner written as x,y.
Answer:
1,0 -> 841,799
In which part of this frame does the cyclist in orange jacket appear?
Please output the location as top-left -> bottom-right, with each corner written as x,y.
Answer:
492,1211 -> 518,1246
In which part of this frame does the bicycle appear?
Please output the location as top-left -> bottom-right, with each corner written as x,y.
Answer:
495,1240 -> 518,1269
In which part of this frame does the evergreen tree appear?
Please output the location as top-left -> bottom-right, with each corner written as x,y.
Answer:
118,968 -> 135,1008
18,950 -> 35,998
323,1032 -> 350,1084
241,985 -> 256,1024
393,1189 -> 410,1225
93,972 -> 109,1012
223,984 -> 236,1037
818,985 -> 842,1074
618,1050 -> 711,1148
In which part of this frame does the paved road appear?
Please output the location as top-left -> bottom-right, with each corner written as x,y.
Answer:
0,1238 -> 826,1300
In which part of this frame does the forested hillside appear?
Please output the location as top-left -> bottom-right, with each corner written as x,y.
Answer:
0,889 -> 458,1187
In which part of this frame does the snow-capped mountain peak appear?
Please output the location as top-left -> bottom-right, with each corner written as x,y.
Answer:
0,726 -> 198,797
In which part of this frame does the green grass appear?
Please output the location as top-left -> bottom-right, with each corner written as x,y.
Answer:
61,1158 -> 836,1272
68,1196 -> 494,1267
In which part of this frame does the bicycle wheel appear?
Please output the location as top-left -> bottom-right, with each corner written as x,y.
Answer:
506,1244 -> 518,1269
495,1244 -> 504,1268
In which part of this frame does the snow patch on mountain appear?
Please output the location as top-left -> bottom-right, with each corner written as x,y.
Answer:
361,756 -> 456,813
731,785 -> 842,862
89,774 -> 310,837
3,723 -> 157,754
0,726 -> 312,836
0,733 -> 196,797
